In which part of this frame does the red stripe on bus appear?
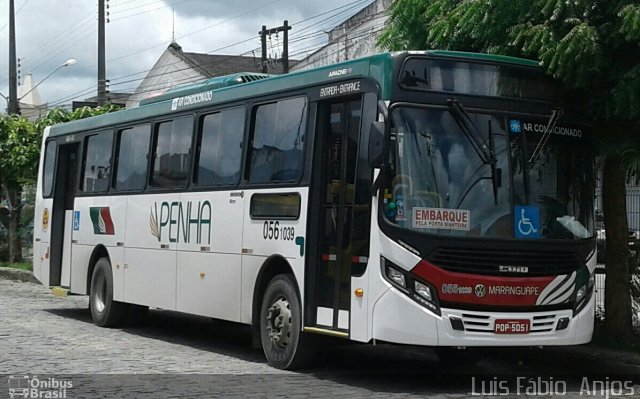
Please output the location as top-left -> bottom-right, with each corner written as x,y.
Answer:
411,259 -> 556,307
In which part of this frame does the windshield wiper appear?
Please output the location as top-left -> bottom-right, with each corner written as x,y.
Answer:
447,99 -> 500,204
528,108 -> 563,165
447,99 -> 494,164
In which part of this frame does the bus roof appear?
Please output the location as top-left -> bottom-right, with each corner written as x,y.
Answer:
425,50 -> 541,68
47,50 -> 542,137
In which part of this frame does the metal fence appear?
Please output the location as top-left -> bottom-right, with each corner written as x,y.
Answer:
595,183 -> 640,231
593,182 -> 640,326
594,268 -> 640,328
594,268 -> 606,320
627,185 -> 640,231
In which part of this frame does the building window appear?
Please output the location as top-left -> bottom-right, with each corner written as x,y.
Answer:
248,97 -> 307,184
151,116 -> 193,188
195,107 -> 244,186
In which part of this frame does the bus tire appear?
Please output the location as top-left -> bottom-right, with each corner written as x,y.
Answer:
260,274 -> 316,369
89,258 -> 127,327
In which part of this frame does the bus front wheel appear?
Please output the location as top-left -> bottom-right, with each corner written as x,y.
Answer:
260,274 -> 316,369
89,258 -> 128,327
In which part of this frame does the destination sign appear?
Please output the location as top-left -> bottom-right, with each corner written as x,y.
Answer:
319,80 -> 362,98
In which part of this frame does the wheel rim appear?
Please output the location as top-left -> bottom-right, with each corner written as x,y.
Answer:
94,274 -> 107,313
266,296 -> 292,348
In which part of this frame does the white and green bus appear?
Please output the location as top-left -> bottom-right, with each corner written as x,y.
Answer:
34,51 -> 596,369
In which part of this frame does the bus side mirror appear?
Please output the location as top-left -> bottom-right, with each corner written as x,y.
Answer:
368,121 -> 384,168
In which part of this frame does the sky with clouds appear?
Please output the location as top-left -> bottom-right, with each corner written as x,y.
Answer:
0,0 -> 374,110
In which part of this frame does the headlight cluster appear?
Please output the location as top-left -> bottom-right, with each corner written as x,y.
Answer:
382,257 -> 440,315
574,271 -> 595,315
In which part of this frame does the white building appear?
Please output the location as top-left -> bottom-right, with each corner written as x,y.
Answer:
127,42 -> 288,109
17,74 -> 48,121
291,0 -> 392,71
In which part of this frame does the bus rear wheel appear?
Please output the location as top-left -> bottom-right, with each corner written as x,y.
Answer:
260,274 -> 316,369
89,258 -> 128,327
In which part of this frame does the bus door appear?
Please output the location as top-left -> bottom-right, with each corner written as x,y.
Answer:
309,96 -> 370,333
49,143 -> 79,287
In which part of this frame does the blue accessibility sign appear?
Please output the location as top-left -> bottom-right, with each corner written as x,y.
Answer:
514,206 -> 540,239
73,211 -> 80,231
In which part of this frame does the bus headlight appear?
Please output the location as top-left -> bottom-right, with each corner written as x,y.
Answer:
381,257 -> 440,315
574,272 -> 595,315
386,266 -> 407,289
415,280 -> 433,301
413,280 -> 439,312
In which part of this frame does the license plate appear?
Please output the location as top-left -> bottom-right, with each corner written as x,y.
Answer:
494,319 -> 530,334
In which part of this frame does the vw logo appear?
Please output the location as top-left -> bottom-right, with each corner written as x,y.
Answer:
474,284 -> 486,298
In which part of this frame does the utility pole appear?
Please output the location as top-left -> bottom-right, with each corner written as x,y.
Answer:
8,0 -> 19,114
260,25 -> 267,74
97,0 -> 106,106
258,21 -> 292,74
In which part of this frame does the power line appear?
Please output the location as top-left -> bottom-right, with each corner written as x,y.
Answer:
19,10 -> 95,65
0,0 -> 30,35
109,0 -> 197,22
112,23 -> 386,101
51,0 -> 383,106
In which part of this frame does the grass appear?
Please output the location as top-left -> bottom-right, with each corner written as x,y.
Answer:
0,261 -> 32,271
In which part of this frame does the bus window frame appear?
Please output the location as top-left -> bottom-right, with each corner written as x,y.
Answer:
193,105 -> 246,189
42,139 -> 58,199
148,114 -> 195,191
249,192 -> 302,220
398,55 -> 563,105
245,95 -> 309,188
79,129 -> 114,195
111,123 -> 152,194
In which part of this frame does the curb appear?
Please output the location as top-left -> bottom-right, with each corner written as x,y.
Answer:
0,266 -> 40,283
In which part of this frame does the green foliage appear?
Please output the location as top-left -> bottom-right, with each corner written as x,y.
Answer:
619,4 -> 640,42
378,0 -> 640,125
34,104 -> 121,134
0,114 -> 40,183
0,104 -> 122,262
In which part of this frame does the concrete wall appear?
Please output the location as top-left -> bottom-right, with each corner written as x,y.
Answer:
126,50 -> 206,109
291,0 -> 392,71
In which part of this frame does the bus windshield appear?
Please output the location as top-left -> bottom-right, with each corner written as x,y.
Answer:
382,105 -> 594,240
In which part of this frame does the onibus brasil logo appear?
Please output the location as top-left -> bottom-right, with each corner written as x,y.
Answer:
8,375 -> 72,398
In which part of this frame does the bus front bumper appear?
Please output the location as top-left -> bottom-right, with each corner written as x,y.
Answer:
371,287 -> 594,347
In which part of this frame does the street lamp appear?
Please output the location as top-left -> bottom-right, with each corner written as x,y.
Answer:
2,58 -> 77,114
18,58 -> 77,104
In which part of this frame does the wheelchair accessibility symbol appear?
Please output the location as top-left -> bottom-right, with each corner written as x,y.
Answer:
514,206 -> 540,239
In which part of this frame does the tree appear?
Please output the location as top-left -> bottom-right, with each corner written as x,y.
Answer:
379,0 -> 640,344
0,114 -> 40,262
0,104 -> 121,263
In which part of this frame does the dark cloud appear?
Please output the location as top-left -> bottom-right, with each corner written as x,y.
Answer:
0,0 -> 371,108
166,0 -> 351,21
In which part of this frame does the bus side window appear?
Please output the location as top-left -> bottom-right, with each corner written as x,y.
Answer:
80,131 -> 113,194
113,124 -> 151,191
248,97 -> 307,184
150,116 -> 193,189
42,140 -> 57,197
195,107 -> 244,186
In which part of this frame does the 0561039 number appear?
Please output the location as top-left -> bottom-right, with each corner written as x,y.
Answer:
263,221 -> 295,241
